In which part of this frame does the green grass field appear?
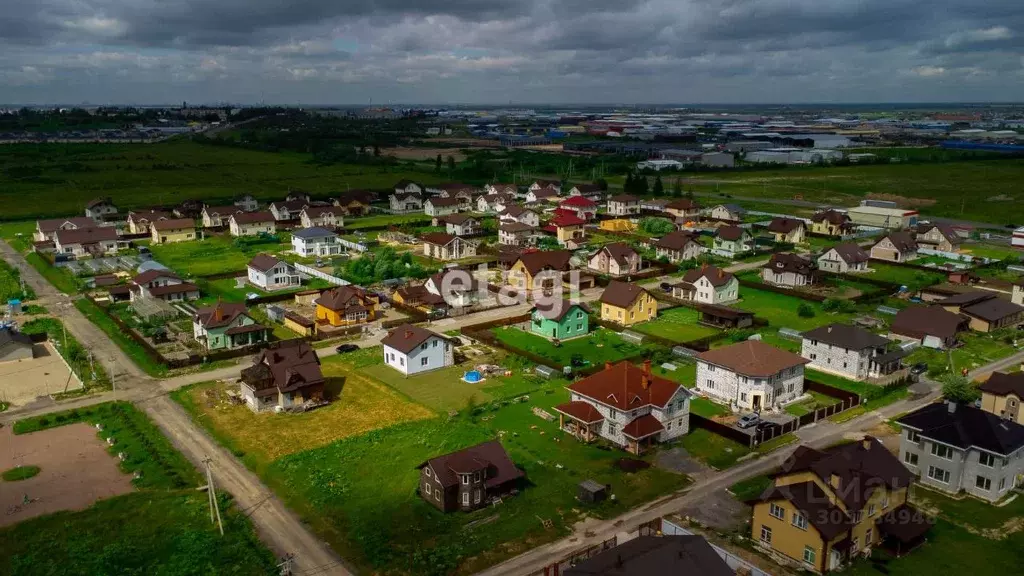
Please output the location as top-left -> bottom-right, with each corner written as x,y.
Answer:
0,140 -> 445,221
492,325 -> 656,367
734,287 -> 855,330
149,234 -> 291,277
728,474 -> 774,501
907,329 -> 1020,376
632,306 -> 721,343
74,298 -> 168,377
784,390 -> 841,417
866,263 -> 946,290
0,259 -> 34,301
676,428 -> 751,469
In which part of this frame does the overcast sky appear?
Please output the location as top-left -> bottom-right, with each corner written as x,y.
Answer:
1,0 -> 1022,105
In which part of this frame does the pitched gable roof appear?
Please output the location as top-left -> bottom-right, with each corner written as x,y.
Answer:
562,535 -> 733,576
811,209 -> 851,225
421,232 -> 458,246
608,194 -> 639,203
242,341 -> 323,395
826,242 -> 870,264
151,218 -> 195,231
980,371 -> 1024,398
568,361 -> 684,411
593,242 -> 638,266
666,198 -> 699,210
194,302 -> 250,328
248,254 -> 285,272
767,217 -> 805,234
891,305 -> 968,340
681,265 -> 734,287
765,252 -> 814,276
802,323 -> 888,350
877,231 -> 918,253
231,211 -> 275,224
599,281 -> 650,308
899,402 -> 1024,456
654,230 -> 699,251
716,225 -> 748,241
531,299 -> 590,322
516,250 -> 573,275
54,226 -> 118,245
381,323 -> 447,353
416,440 -> 523,490
559,195 -> 597,208
697,340 -> 809,377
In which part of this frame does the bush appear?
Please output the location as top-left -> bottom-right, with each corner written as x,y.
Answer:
639,217 -> 675,235
797,303 -> 815,318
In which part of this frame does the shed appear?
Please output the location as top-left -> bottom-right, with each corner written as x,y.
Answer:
265,305 -> 286,323
578,479 -> 608,504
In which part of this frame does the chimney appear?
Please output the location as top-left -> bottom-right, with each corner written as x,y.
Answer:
829,473 -> 841,490
641,360 -> 652,390
947,401 -> 957,414
214,302 -> 223,322
862,438 -> 872,451
605,360 -> 613,371
405,329 -> 413,339
828,326 -> 833,333
718,268 -> 724,278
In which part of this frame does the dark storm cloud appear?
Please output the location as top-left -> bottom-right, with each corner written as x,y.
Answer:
0,0 -> 1021,103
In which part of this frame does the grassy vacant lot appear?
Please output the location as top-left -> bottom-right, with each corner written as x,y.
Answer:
961,243 -> 1022,261
196,276 -> 333,305
345,213 -> 432,229
171,359 -> 434,469
0,140 -> 444,221
3,402 -> 275,575
734,287 -> 854,331
729,474 -> 774,501
908,329 -> 1020,376
865,262 -> 945,290
677,428 -> 751,470
149,234 -> 291,277
492,325 -> 655,367
650,361 -> 729,417
632,306 -> 721,343
0,259 -> 33,301
784,390 -> 840,416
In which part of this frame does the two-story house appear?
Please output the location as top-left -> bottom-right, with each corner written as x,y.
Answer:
529,179 -> 561,196
127,209 -> 172,234
695,340 -> 809,411
229,211 -> 276,237
713,226 -> 753,257
390,192 -> 424,212
762,253 -> 816,288
529,299 -> 590,340
498,222 -> 537,246
558,196 -> 598,221
507,250 -> 574,293
499,205 -> 540,228
269,199 -> 309,222
556,360 -> 691,454
150,218 -> 196,244
671,265 -> 738,305
291,227 -> 342,257
654,230 -> 704,263
599,281 -> 657,327
239,341 -> 324,412
664,199 -> 701,219
394,179 -> 423,195
916,224 -> 961,253
708,204 -> 745,222
587,243 -> 641,276
810,210 -> 854,237
233,194 -> 259,212
424,197 -> 463,217
193,302 -> 269,351
247,254 -> 300,291
547,213 -> 587,248
606,194 -> 641,216
85,197 -> 118,223
898,401 -> 1024,503
477,193 -> 514,213
299,206 -> 344,229
54,227 -> 119,257
416,440 -> 523,512
382,323 -> 453,375
441,214 -> 479,236
980,371 -> 1024,425
201,205 -> 243,228
484,183 -> 518,196
767,217 -> 807,244
870,231 -> 918,263
424,270 -> 481,310
818,242 -> 870,274
129,270 -> 200,302
567,183 -> 604,202
749,439 -> 924,573
314,285 -> 379,327
333,190 -> 374,216
526,187 -> 560,203
801,324 -> 905,381
34,217 -> 97,242
422,232 -> 478,260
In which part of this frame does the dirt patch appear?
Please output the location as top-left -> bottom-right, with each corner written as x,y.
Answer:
0,423 -> 133,527
0,343 -> 80,409
865,193 -> 937,208
677,489 -> 751,533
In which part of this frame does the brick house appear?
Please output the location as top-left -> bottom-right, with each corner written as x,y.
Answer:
587,243 -> 641,276
801,324 -> 905,381
695,340 -> 809,411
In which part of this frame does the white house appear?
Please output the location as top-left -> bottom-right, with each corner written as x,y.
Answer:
291,227 -> 343,257
477,193 -> 514,213
202,205 -> 243,228
129,270 -> 200,303
498,222 -> 536,246
390,193 -> 424,212
607,194 -> 641,216
555,360 -> 691,454
85,197 -> 118,223
424,197 -> 462,217
870,231 -> 919,263
269,200 -> 309,222
587,243 -> 641,276
529,180 -> 561,195
234,194 -> 259,211
247,254 -> 300,291
567,184 -> 604,201
498,206 -> 540,228
381,324 -> 453,376
654,231 -> 705,262
422,232 -> 478,260
394,180 -> 423,195
229,212 -> 276,237
713,226 -> 753,258
695,340 -> 809,412
526,188 -> 560,203
818,242 -> 870,274
761,253 -> 815,288
425,270 -> 481,309
672,265 -> 739,305
442,214 -> 480,236
53,227 -> 119,257
709,204 -> 745,222
801,324 -> 904,381
299,206 -> 344,229
484,183 -> 518,196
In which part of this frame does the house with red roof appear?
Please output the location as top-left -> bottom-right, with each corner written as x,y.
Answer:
545,213 -> 587,248
558,195 -> 598,221
555,360 -> 691,454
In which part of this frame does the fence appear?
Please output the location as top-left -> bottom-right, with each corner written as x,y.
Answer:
690,413 -> 757,448
659,519 -> 775,576
752,379 -> 863,445
738,278 -> 828,302
336,238 -> 369,253
869,256 -> 972,274
197,269 -> 247,281
294,262 -> 350,286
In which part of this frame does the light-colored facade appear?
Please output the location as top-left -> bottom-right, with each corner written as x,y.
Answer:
713,228 -> 753,257
291,228 -> 343,257
847,206 -> 918,229
870,235 -> 918,262
818,246 -> 869,273
708,204 -> 744,222
422,235 -> 478,260
248,259 -> 300,291
445,217 -> 479,237
229,214 -> 276,237
383,333 -> 454,376
606,196 -> 640,216
695,341 -> 808,411
150,221 -> 196,244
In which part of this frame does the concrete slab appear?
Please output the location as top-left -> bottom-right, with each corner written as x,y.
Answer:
0,343 -> 81,408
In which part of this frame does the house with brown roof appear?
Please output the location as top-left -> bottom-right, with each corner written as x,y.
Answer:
708,204 -> 746,222
506,249 -> 574,293
526,187 -> 560,203
84,197 -> 118,222
129,269 -> 200,303
299,206 -> 345,229
390,192 -> 424,212
749,438 -> 923,573
818,242 -> 870,274
712,225 -> 753,257
587,243 -> 641,276
424,196 -> 463,217
767,217 -> 807,244
381,323 -> 453,375
528,299 -> 590,340
563,535 -> 733,576
394,179 -> 423,195
890,305 -> 969,349
498,205 -> 541,228
391,284 -> 448,315
333,190 -> 373,216
421,232 -> 478,260
150,218 -> 196,244
938,291 -> 1024,332
599,281 -> 657,327
606,194 -> 641,216
192,302 -> 269,351
555,360 -> 691,454
239,341 -> 325,412
568,183 -> 604,201
664,198 -> 700,219
810,210 -> 854,237
315,286 -> 379,327
424,270 -> 482,309
980,371 -> 1024,425
671,265 -> 738,305
801,324 -> 904,381
695,340 -> 809,411
498,222 -> 537,246
269,199 -> 310,222
202,205 -> 243,228
34,216 -> 97,242
234,193 -> 259,212
416,440 -> 523,512
916,224 -> 961,253
127,209 -> 172,234
54,226 -> 119,257
654,230 -> 704,263
483,183 -> 517,196
528,179 -> 561,196
870,231 -> 918,262
229,211 -> 276,237
439,213 -> 480,236
762,253 -> 816,288
477,192 -> 514,213
247,254 -> 300,291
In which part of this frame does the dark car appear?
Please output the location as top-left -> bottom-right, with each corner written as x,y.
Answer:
909,362 -> 928,376
335,344 -> 360,354
660,282 -> 674,293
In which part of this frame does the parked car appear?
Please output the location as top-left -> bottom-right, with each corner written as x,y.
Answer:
335,344 -> 360,354
909,362 -> 928,376
737,413 -> 760,429
660,282 -> 674,293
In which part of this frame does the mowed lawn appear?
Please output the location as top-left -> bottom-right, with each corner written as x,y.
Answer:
149,234 -> 291,277
632,306 -> 721,343
171,358 -> 434,468
734,288 -> 854,331
492,326 -> 655,367
864,263 -> 945,291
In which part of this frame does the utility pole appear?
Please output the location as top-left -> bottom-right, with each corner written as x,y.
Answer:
277,554 -> 295,576
203,457 -> 225,536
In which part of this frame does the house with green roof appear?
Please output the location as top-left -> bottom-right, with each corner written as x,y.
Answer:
529,300 -> 590,340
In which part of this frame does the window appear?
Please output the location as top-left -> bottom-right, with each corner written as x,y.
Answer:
882,493 -> 890,510
868,503 -> 876,517
577,323 -> 582,331
853,537 -> 859,551
999,477 -> 1007,491
425,483 -> 432,496
706,379 -> 715,390
979,452 -> 996,467
976,475 -> 992,491
400,357 -> 405,366
462,492 -> 469,505
435,491 -> 440,502
792,512 -> 808,530
667,422 -> 673,431
433,339 -> 438,348
708,365 -> 715,372
931,443 -> 954,460
576,311 -> 583,319
769,503 -> 785,520
908,430 -> 920,443
608,423 -> 617,434
810,353 -> 817,360
474,471 -> 481,482
461,475 -> 469,485
424,468 -> 431,479
760,526 -> 772,545
740,393 -> 747,402
928,466 -> 951,484
421,343 -> 428,351
803,546 -> 816,566
787,383 -> 794,393
865,528 -> 874,545
474,490 -> 481,504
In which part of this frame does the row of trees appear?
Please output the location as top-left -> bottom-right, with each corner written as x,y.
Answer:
623,172 -> 694,198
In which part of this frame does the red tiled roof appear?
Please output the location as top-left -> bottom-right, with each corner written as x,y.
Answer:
550,213 -> 586,227
555,401 -> 605,424
622,414 -> 665,439
568,361 -> 682,410
560,196 -> 597,208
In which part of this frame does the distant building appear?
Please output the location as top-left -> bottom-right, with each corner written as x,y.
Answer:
810,210 -> 853,237
916,224 -> 961,253
193,302 -> 268,351
291,227 -> 342,257
847,205 -> 918,230
818,242 -> 870,274
202,205 -> 243,228
654,231 -> 704,263
34,217 -> 96,242
708,204 -> 745,222
937,291 -> 1024,333
422,232 -> 478,260
127,209 -> 172,235
315,286 -> 379,327
672,265 -> 738,305
766,217 -> 807,244
607,194 -> 641,216
54,227 -> 119,257
870,231 -> 919,263
0,329 -> 35,363
299,206 -> 344,229
713,226 -> 753,258
890,305 -> 969,349
424,197 -> 463,217
84,197 -> 118,223
129,270 -> 200,303
529,300 -> 590,340
229,211 -> 276,237
587,243 -> 641,276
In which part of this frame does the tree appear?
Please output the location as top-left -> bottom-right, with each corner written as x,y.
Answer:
447,155 -> 456,172
672,178 -> 683,198
373,144 -> 381,157
639,217 -> 675,235
940,374 -> 980,404
435,154 -> 442,172
797,303 -> 815,318
637,174 -> 649,196
653,175 -> 664,196
596,178 -> 608,191
624,172 -> 634,194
